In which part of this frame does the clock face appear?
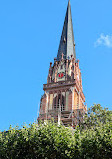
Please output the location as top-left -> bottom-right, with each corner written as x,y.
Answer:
57,72 -> 65,79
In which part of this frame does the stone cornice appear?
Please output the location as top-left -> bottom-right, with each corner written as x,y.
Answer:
43,80 -> 76,90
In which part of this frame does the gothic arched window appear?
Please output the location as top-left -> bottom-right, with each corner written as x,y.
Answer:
57,94 -> 61,109
62,95 -> 65,111
53,94 -> 65,111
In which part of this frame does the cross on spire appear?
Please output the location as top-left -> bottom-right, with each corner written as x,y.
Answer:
57,0 -> 76,61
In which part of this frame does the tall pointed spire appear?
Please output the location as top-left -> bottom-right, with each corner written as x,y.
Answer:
57,0 -> 76,61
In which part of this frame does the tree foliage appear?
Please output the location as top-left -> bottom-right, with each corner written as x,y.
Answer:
82,104 -> 112,129
0,104 -> 112,159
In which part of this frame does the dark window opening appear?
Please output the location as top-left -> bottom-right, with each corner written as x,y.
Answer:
53,94 -> 65,111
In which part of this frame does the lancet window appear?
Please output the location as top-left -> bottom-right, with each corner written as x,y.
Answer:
53,94 -> 65,111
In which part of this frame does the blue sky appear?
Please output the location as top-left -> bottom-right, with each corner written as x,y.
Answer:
0,0 -> 112,131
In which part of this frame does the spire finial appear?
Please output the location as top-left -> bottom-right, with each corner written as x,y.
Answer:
68,0 -> 70,5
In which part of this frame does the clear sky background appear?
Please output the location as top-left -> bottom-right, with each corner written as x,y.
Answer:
0,0 -> 112,131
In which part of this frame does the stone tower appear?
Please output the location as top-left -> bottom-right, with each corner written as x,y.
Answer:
38,0 -> 87,127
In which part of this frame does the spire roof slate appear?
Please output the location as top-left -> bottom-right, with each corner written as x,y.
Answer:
57,0 -> 76,61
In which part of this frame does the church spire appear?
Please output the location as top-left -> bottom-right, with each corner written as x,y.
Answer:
57,0 -> 76,61
38,0 -> 86,127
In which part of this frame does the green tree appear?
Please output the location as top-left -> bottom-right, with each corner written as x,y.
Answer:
0,104 -> 112,159
81,104 -> 112,129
